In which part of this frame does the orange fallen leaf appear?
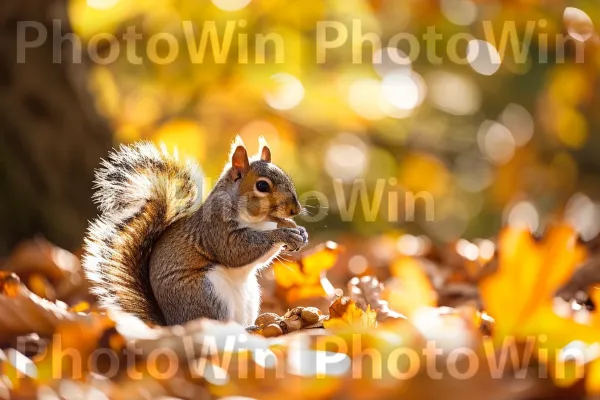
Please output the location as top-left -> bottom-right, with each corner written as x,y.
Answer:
0,273 -> 102,343
0,272 -> 20,297
273,241 -> 340,304
2,239 -> 88,303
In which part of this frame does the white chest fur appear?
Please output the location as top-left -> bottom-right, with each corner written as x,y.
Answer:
207,244 -> 283,326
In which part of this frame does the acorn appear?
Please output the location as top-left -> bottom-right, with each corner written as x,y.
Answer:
255,313 -> 281,328
262,323 -> 284,338
301,307 -> 321,326
284,307 -> 304,319
282,315 -> 303,333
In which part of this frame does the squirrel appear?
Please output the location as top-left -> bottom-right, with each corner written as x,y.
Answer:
83,136 -> 308,327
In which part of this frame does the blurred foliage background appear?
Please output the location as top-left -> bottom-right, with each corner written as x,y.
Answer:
68,0 -> 600,244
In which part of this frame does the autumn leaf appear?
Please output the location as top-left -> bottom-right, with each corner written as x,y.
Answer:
479,225 -> 591,340
384,256 -> 437,319
323,296 -> 377,330
273,241 -> 340,305
2,238 -> 89,303
588,358 -> 600,395
479,224 -> 600,387
0,272 -> 102,344
586,287 -> 600,394
0,271 -> 20,297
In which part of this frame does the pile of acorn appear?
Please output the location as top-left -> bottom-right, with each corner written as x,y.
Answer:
252,306 -> 325,337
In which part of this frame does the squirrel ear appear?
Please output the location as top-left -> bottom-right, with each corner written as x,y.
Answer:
229,135 -> 246,157
230,146 -> 249,181
258,136 -> 271,162
260,146 -> 271,162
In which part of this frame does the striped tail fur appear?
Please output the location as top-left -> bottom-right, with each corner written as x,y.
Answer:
83,142 -> 204,325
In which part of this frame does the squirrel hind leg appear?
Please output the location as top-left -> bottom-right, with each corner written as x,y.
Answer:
157,272 -> 232,326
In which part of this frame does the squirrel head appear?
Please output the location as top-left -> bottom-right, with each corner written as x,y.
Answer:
225,136 -> 302,224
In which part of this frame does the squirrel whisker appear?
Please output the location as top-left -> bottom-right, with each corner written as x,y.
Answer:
275,255 -> 295,270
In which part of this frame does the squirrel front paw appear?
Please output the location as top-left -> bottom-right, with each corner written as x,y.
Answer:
273,226 -> 308,252
276,218 -> 298,229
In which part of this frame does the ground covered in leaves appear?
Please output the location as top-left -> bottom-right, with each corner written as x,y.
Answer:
1,225 -> 600,400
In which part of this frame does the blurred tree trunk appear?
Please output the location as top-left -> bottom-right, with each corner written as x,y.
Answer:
0,0 -> 112,255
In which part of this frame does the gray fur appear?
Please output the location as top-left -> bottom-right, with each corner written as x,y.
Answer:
149,159 -> 307,325
83,142 -> 307,326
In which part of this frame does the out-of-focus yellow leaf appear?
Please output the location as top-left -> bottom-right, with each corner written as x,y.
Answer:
479,224 -> 587,340
384,256 -> 437,319
301,241 -> 340,276
398,152 -> 450,197
479,224 -> 600,387
587,358 -> 600,395
273,242 -> 340,304
555,106 -> 588,149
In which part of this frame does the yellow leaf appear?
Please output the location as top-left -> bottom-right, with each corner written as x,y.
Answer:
273,242 -> 340,303
323,296 -> 377,330
587,358 -> 600,395
479,224 -> 588,343
479,224 -> 600,387
384,256 -> 437,318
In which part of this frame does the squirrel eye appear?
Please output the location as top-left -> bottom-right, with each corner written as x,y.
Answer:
255,180 -> 270,193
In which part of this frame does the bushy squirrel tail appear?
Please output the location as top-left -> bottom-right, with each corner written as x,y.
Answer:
83,142 -> 204,325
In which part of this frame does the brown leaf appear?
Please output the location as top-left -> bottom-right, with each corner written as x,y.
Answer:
0,273 -> 98,343
2,239 -> 89,303
556,256 -> 600,302
328,295 -> 353,319
3,238 -> 80,280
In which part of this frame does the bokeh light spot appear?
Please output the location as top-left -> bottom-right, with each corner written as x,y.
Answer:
499,103 -> 534,147
427,72 -> 481,115
348,255 -> 368,275
264,73 -> 305,110
87,0 -> 120,10
564,7 -> 595,42
348,79 -> 386,120
382,72 -> 424,111
467,40 -> 502,76
566,193 -> 600,242
372,47 -> 412,78
477,120 -> 515,165
506,201 -> 539,232
239,120 -> 281,153
211,0 -> 251,12
325,134 -> 368,182
440,0 -> 478,26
